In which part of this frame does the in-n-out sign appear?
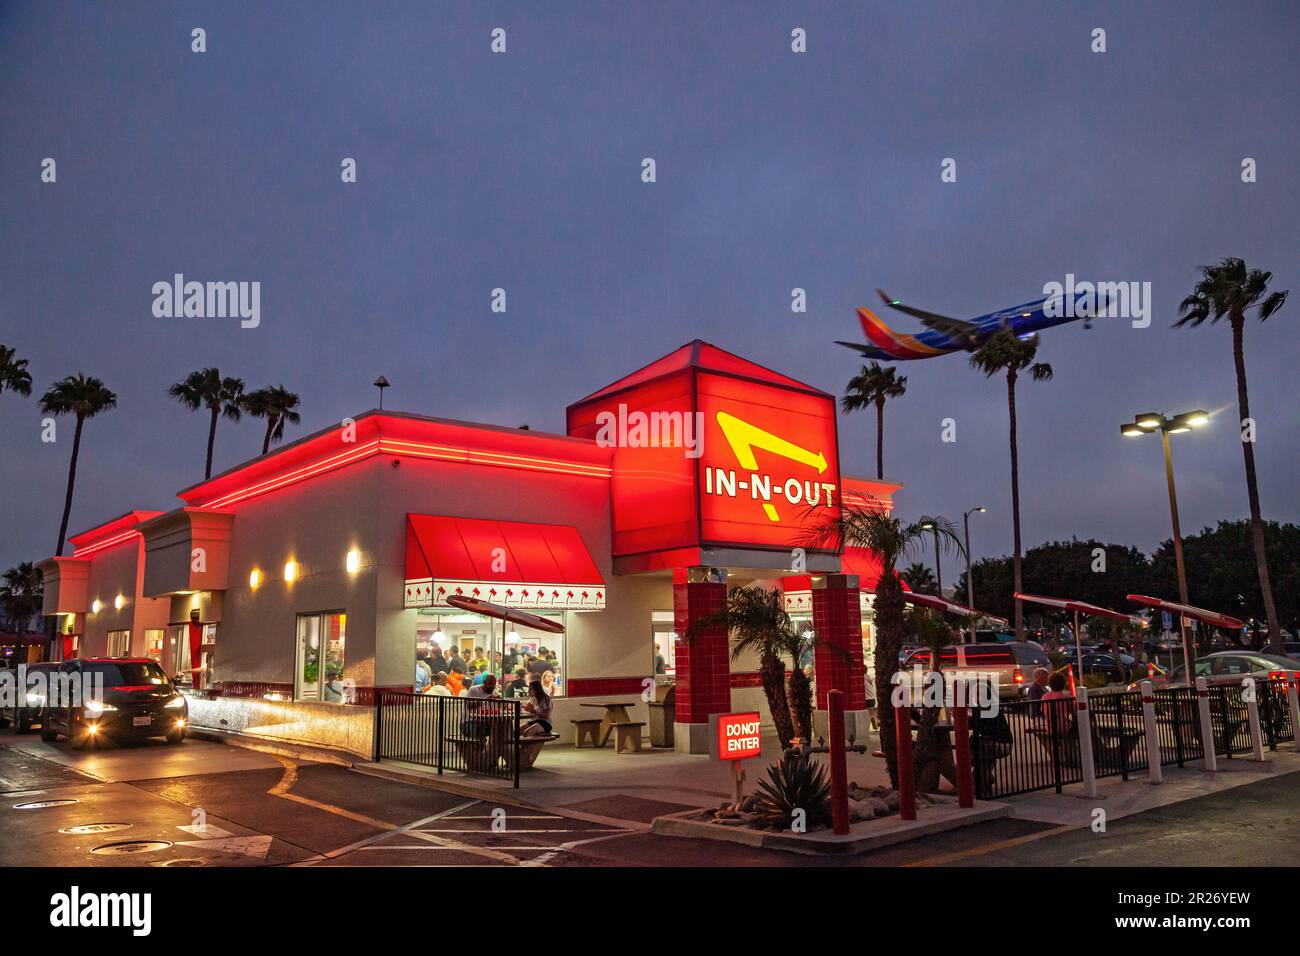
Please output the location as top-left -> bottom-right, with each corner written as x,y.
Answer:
716,711 -> 762,761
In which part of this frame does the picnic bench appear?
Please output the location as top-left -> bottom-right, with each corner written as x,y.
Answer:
576,701 -> 640,748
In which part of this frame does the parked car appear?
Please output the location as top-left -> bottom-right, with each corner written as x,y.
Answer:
901,642 -> 1053,699
41,658 -> 188,749
5,661 -> 61,734
1075,652 -> 1134,684
1127,651 -> 1300,690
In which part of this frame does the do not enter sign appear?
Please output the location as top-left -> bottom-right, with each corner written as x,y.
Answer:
715,711 -> 762,761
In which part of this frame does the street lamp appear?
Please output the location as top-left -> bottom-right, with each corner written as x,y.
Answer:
962,506 -> 987,616
1120,408 -> 1210,679
919,520 -> 942,596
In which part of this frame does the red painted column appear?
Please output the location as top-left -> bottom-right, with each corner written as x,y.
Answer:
812,573 -> 866,712
672,567 -> 730,746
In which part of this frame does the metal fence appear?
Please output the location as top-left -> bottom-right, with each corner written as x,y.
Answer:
375,691 -> 523,786
970,680 -> 1294,800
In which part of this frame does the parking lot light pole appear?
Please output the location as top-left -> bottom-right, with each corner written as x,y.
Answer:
920,520 -> 942,596
1121,409 -> 1209,680
962,506 -> 986,641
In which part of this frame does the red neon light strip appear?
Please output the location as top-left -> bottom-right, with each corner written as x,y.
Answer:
195,437 -> 611,509
72,529 -> 140,558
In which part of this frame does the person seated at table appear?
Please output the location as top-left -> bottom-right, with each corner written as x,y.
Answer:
425,672 -> 450,696
444,670 -> 465,697
521,679 -> 553,736
461,673 -> 499,737
471,663 -> 491,686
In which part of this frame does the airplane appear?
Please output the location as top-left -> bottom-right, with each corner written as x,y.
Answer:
836,287 -> 1110,362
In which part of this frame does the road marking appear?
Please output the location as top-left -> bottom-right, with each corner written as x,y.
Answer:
307,801 -> 481,863
266,762 -> 524,866
902,824 -> 1076,866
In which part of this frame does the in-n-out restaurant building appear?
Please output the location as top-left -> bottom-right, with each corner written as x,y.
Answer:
39,341 -> 899,757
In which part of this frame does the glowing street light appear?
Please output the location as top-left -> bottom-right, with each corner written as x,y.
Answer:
962,506 -> 987,637
1120,409 -> 1210,677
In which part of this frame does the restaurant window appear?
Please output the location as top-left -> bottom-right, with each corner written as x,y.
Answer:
295,611 -> 347,703
106,630 -> 131,658
143,629 -> 165,664
650,611 -> 676,677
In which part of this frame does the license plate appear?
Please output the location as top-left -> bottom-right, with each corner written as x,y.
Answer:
133,715 -> 152,727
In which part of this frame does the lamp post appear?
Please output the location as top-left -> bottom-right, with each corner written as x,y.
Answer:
1121,409 -> 1210,679
919,520 -> 942,596
967,509 -> 982,621
373,375 -> 390,410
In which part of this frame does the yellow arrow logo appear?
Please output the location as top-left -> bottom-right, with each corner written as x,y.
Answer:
715,411 -> 828,522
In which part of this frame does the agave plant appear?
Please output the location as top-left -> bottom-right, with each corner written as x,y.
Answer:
752,752 -> 832,831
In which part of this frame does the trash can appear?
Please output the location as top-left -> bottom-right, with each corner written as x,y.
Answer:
648,685 -> 676,748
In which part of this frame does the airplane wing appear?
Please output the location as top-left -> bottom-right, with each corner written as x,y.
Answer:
876,289 -> 980,339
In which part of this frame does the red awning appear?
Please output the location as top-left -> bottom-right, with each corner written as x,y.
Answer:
904,591 -> 1008,626
405,515 -> 605,611
1126,594 -> 1245,631
1015,592 -> 1134,623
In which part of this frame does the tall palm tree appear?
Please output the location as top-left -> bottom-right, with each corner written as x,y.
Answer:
40,374 -> 118,556
242,385 -> 302,454
169,368 -> 245,480
901,562 -> 937,595
842,362 -> 907,480
0,562 -> 43,632
1177,258 -> 1288,653
804,506 -> 964,788
0,345 -> 33,402
684,585 -> 801,749
970,328 -> 1053,642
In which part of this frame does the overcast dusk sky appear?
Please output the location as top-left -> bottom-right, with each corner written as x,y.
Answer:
2,0 -> 1298,575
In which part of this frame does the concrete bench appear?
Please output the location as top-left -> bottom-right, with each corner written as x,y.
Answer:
572,718 -> 605,748
611,721 -> 646,753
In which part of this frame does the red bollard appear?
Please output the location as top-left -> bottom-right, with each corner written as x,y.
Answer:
893,701 -> 917,820
953,700 -> 974,809
828,689 -> 849,834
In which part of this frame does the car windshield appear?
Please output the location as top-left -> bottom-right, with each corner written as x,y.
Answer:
84,661 -> 171,686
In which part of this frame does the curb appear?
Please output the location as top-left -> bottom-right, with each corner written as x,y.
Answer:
649,800 -> 1011,855
186,726 -> 360,768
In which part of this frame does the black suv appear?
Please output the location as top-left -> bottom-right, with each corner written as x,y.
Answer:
41,658 -> 188,749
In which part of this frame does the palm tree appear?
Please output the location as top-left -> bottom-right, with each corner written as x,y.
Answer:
242,385 -> 302,454
970,329 -> 1053,642
169,368 -> 245,480
684,585 -> 801,749
842,362 -> 907,480
804,505 -> 965,788
0,562 -> 43,632
1,345 -> 33,403
901,562 -> 937,595
40,374 -> 118,556
1177,258 -> 1288,653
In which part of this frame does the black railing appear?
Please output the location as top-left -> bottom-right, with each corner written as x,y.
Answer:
969,680 -> 1292,800
375,691 -> 522,786
970,697 -> 1082,800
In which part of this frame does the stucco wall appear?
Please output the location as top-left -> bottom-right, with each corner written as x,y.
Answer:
79,539 -> 170,657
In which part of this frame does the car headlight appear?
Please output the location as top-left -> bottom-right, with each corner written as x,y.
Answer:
164,694 -> 186,709
84,699 -> 118,715
25,692 -> 44,705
